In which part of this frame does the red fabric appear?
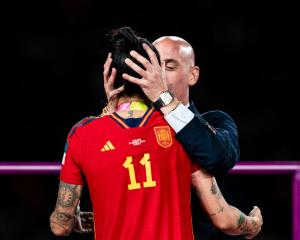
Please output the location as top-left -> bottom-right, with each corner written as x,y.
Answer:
60,111 -> 196,240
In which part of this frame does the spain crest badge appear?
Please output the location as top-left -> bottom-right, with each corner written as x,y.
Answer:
154,126 -> 172,148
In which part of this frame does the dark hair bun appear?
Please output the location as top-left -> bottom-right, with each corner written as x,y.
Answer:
110,27 -> 139,51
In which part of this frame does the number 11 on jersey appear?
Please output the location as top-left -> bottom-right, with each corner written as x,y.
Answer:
123,153 -> 156,190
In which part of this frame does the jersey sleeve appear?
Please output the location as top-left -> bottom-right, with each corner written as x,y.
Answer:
60,126 -> 84,185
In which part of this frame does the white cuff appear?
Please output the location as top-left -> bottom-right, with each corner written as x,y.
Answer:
164,103 -> 194,133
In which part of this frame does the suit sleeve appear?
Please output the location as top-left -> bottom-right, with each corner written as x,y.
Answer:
176,105 -> 240,175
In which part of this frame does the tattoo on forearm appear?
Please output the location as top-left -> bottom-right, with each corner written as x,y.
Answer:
50,211 -> 74,234
251,218 -> 258,230
210,179 -> 223,199
251,218 -> 257,226
237,213 -> 251,233
53,210 -> 73,223
56,182 -> 78,208
237,214 -> 245,227
209,206 -> 224,217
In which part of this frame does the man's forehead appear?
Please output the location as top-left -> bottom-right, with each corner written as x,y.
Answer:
156,47 -> 180,63
154,40 -> 181,57
154,38 -> 181,50
155,41 -> 194,65
154,38 -> 193,58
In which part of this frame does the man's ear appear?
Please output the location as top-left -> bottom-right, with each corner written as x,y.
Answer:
188,66 -> 200,86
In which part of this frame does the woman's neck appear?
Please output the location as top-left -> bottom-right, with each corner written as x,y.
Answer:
116,96 -> 148,119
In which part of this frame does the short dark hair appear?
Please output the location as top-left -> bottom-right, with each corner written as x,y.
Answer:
107,26 -> 161,99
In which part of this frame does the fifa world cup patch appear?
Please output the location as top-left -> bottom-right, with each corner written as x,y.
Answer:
154,126 -> 172,148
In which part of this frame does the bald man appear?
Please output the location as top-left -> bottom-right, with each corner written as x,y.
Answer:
105,36 -> 240,239
122,36 -> 239,172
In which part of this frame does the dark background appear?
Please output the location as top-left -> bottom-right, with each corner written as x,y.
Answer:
1,0 -> 299,239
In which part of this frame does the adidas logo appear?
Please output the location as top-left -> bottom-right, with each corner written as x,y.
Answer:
101,141 -> 115,152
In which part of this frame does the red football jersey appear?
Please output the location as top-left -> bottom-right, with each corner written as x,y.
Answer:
60,108 -> 197,240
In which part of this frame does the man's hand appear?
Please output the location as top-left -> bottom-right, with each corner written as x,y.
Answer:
122,43 -> 168,102
74,204 -> 94,234
245,206 -> 263,239
103,53 -> 124,114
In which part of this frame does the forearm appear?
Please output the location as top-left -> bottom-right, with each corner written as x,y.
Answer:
191,170 -> 258,236
50,181 -> 83,236
223,206 -> 259,236
50,209 -> 76,236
